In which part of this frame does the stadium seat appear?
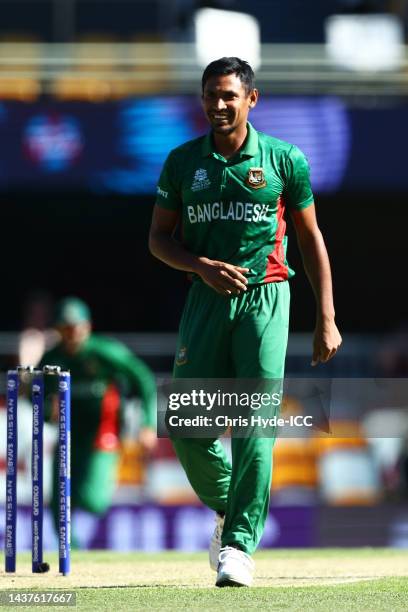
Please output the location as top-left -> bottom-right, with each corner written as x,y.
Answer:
0,34 -> 41,101
52,34 -> 122,101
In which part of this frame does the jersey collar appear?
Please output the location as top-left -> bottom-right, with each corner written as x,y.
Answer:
201,122 -> 259,160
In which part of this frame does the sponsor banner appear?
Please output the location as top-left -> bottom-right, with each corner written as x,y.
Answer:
0,504 -> 316,551
2,503 -> 408,550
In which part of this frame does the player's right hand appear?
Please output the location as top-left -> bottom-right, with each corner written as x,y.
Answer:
194,257 -> 249,296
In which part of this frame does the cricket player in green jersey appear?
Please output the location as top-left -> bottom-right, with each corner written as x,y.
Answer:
40,297 -> 156,545
149,57 -> 342,586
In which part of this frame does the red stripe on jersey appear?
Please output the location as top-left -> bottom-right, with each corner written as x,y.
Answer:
94,384 -> 121,451
264,195 -> 289,283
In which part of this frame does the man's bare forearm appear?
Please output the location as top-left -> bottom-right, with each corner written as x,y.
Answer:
297,229 -> 336,321
149,230 -> 202,274
149,228 -> 249,295
291,206 -> 342,364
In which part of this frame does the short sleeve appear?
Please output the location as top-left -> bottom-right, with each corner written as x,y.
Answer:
155,151 -> 182,211
284,145 -> 314,210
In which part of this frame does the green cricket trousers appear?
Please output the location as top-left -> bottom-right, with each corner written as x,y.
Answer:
171,280 -> 290,555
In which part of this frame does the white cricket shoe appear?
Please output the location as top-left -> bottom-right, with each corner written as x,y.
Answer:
215,546 -> 255,587
209,513 -> 225,571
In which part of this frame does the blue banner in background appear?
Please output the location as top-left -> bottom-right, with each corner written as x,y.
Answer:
0,96 -> 405,194
100,96 -> 350,195
0,505 -> 316,551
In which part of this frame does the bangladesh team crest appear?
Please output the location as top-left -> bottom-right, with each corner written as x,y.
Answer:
246,167 -> 266,189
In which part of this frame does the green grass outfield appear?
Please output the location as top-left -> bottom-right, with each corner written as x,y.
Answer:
1,549 -> 408,611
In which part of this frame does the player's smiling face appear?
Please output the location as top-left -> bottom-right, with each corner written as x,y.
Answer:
202,73 -> 258,136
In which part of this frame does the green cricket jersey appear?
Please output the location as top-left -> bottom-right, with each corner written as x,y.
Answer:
156,122 -> 314,284
40,335 -> 156,454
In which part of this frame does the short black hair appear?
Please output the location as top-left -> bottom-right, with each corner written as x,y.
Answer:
201,57 -> 255,95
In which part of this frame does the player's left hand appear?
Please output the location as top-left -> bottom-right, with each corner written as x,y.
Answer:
138,426 -> 157,454
311,317 -> 342,366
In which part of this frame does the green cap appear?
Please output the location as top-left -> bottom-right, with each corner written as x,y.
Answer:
54,297 -> 91,325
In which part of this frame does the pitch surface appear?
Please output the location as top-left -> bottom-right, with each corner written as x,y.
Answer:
1,549 -> 408,610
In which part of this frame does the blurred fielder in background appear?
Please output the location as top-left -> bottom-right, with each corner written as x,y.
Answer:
150,56 -> 341,587
40,297 -> 157,545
